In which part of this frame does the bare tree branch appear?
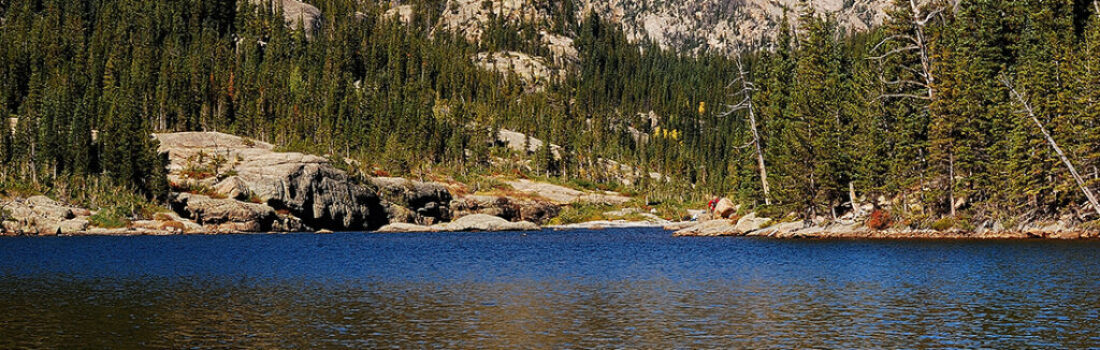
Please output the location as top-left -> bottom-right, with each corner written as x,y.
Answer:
868,45 -> 920,60
871,34 -> 918,53
727,53 -> 772,205
880,77 -> 930,89
877,93 -> 932,101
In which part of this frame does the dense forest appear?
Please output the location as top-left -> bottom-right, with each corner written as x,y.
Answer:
1,0 -> 1099,226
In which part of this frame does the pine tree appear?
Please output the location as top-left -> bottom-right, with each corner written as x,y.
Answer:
783,8 -> 848,219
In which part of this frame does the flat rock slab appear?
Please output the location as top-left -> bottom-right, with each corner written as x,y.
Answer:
550,220 -> 670,230
505,179 -> 630,205
376,214 -> 539,233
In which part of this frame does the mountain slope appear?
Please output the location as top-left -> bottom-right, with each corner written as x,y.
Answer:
434,0 -> 898,54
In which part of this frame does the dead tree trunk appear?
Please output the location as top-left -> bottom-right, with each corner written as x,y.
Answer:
724,55 -> 772,205
871,0 -> 946,213
871,0 -> 942,102
746,96 -> 771,206
948,152 -> 956,217
1003,76 -> 1100,217
849,181 -> 860,217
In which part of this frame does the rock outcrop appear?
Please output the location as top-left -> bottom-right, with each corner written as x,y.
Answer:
248,0 -> 321,37
436,214 -> 539,232
436,0 -> 905,56
370,177 -> 453,225
1,196 -> 91,236
496,129 -> 563,159
450,195 -> 560,224
505,179 -> 630,205
156,132 -> 385,231
170,193 -> 278,233
475,51 -> 565,88
376,214 -> 540,233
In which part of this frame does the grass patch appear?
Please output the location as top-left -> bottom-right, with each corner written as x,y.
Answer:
547,203 -> 617,225
89,206 -> 132,228
931,217 -> 956,231
170,182 -> 227,199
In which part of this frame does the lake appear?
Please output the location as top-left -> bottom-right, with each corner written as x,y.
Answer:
1,228 -> 1099,348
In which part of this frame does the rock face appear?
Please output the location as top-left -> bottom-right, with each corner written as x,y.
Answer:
496,129 -> 563,159
578,0 -> 900,55
450,195 -> 560,224
505,179 -> 630,205
475,51 -> 565,89
438,0 -> 903,56
376,214 -> 540,233
170,193 -> 278,232
1,196 -> 90,235
249,0 -> 321,37
155,132 -> 385,231
370,177 -> 453,225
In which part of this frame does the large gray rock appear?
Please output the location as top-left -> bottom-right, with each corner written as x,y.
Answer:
248,0 -> 321,37
376,214 -> 540,233
713,198 -> 738,219
375,222 -> 434,233
370,177 -> 453,224
437,214 -> 539,232
450,195 -> 560,224
213,176 -> 251,201
260,160 -> 382,230
156,132 -> 385,231
733,212 -> 771,233
673,213 -> 772,237
171,193 -> 278,232
58,219 -> 90,234
1,196 -> 88,235
673,219 -> 739,237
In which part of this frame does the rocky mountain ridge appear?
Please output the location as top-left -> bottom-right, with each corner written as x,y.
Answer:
434,0 -> 900,55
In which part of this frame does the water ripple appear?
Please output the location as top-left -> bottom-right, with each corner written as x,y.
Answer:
0,229 -> 1099,348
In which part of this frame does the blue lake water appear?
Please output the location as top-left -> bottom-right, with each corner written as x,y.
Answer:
1,228 -> 1099,348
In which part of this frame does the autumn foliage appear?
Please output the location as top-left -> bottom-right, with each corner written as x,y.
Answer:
866,209 -> 892,230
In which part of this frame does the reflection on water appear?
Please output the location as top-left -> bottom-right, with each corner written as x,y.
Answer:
1,229 -> 1099,348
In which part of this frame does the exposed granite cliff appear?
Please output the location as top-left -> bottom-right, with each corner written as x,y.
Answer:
156,132 -> 386,231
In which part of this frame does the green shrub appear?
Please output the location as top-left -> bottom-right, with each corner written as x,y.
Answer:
548,203 -> 615,225
170,183 -> 227,199
1080,220 -> 1100,231
89,206 -> 131,228
931,217 -> 956,231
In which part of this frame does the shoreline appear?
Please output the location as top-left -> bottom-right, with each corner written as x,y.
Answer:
3,220 -> 1098,240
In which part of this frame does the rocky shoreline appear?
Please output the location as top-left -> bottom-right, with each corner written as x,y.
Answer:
669,202 -> 1100,240
670,219 -> 1100,240
2,132 -> 1097,240
0,132 -> 637,237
